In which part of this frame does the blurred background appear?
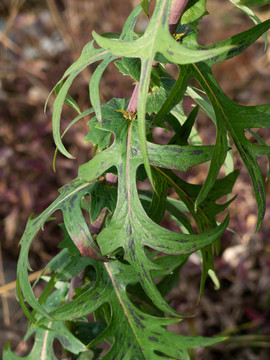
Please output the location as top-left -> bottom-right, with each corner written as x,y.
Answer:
0,0 -> 270,359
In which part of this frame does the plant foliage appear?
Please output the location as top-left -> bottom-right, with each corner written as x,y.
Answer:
4,0 -> 270,359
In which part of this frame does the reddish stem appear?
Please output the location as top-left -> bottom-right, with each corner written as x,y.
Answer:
169,0 -> 190,35
127,0 -> 190,112
127,82 -> 139,112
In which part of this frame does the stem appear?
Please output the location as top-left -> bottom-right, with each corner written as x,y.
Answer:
90,208 -> 107,235
127,0 -> 190,112
169,0 -> 190,35
127,82 -> 139,112
67,270 -> 85,302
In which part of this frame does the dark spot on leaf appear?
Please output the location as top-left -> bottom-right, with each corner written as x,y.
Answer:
162,9 -> 167,26
126,224 -> 132,235
137,272 -> 145,285
131,146 -> 139,156
130,15 -> 139,30
154,245 -> 170,250
176,238 -> 189,243
32,218 -> 40,227
149,336 -> 159,342
93,294 -> 100,301
167,49 -> 174,56
129,236 -> 136,261
141,264 -> 150,282
143,59 -> 150,77
69,195 -> 77,210
190,149 -> 203,156
163,146 -> 183,153
57,336 -> 72,347
127,303 -> 145,328
118,165 -> 123,178
227,45 -> 245,57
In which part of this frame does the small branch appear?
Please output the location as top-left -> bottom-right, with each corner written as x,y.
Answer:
105,172 -> 118,186
67,270 -> 85,302
169,0 -> 190,35
127,82 -> 139,113
127,0 -> 190,112
89,208 -> 107,235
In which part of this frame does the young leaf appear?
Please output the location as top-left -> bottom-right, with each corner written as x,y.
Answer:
141,0 -> 149,17
181,0 -> 208,25
89,2 -> 143,122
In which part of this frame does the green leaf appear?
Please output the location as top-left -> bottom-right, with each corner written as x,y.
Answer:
186,86 -> 234,175
115,57 -> 141,81
53,107 -> 95,171
17,179 -> 108,320
141,0 -> 149,17
139,190 -> 193,234
50,1 -> 143,154
84,116 -> 112,151
89,182 -> 117,222
146,68 -> 175,114
4,285 -> 86,360
79,98 -> 229,315
153,167 -> 238,297
181,0 -> 208,25
229,0 -> 268,48
239,0 -> 270,5
3,322 -> 86,360
51,41 -> 109,158
36,260 -> 225,359
93,0 -> 232,187
191,62 -> 270,229
169,105 -> 199,146
89,2 -> 143,123
246,128 -> 270,179
178,22 -> 270,211
204,19 -> 270,66
154,65 -> 190,126
54,82 -> 81,114
146,167 -> 168,223
89,54 -> 118,123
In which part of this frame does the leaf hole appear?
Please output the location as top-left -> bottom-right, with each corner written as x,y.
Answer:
134,1 -> 156,34
53,338 -> 63,359
151,126 -> 175,145
8,334 -> 35,358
